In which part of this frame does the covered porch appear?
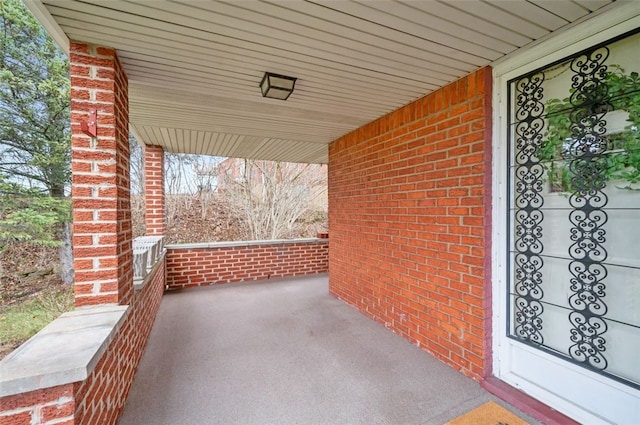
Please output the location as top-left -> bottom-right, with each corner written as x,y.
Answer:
1,1 -> 639,424
119,274 -> 536,425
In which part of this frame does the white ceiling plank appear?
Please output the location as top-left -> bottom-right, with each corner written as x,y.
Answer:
126,73 -> 394,118
123,38 -> 434,101
129,111 -> 351,139
217,0 -> 482,71
141,127 -> 156,145
45,5 -> 427,95
143,127 -> 158,145
130,97 -> 382,126
573,0 -> 613,12
166,127 -> 177,153
121,62 -> 253,91
128,78 -> 392,119
65,24 -> 416,110
399,0 -> 534,46
178,0 -> 471,77
117,50 -> 425,100
195,131 -> 205,151
130,125 -> 152,145
130,120 -> 343,144
121,42 -> 435,96
130,107 -> 357,136
50,7 -> 438,94
308,0 -> 506,59
191,131 -> 203,155
128,85 -> 367,128
155,127 -> 168,150
35,0 -> 615,163
218,134 -> 239,157
530,0 -> 591,21
442,1 -> 549,39
247,137 -> 274,156
130,108 -> 348,136
201,132 -> 214,155
73,0 -> 449,85
132,116 -> 344,144
125,73 -> 397,113
248,138 -> 286,160
489,0 -> 570,31
175,128 -> 185,152
171,128 -> 181,154
182,129 -> 194,155
356,0 -> 519,54
203,133 -> 220,156
123,62 -> 408,110
151,127 -> 165,147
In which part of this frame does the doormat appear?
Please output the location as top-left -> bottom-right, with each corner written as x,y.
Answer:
445,401 -> 530,425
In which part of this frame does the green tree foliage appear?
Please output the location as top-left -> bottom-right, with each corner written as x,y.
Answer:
540,65 -> 640,190
0,0 -> 70,197
0,174 -> 70,248
0,0 -> 72,283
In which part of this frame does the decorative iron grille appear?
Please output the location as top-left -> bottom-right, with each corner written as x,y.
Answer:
507,29 -> 640,390
511,72 -> 546,345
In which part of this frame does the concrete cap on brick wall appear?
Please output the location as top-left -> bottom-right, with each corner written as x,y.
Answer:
0,304 -> 129,397
166,238 -> 327,250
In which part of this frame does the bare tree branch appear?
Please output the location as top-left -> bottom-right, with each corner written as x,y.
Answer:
218,159 -> 327,240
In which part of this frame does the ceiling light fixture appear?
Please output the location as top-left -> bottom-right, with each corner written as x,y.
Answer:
260,72 -> 297,100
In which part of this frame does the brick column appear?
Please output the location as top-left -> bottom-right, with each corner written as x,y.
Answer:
70,42 -> 132,307
143,144 -> 165,235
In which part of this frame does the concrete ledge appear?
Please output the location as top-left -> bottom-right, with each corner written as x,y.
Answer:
0,304 -> 129,397
166,238 -> 327,250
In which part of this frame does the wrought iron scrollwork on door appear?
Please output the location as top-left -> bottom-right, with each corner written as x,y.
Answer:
510,47 -> 612,368
565,47 -> 611,370
508,29 -> 640,391
512,72 -> 546,345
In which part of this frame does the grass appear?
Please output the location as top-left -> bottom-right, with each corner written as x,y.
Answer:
0,285 -> 74,352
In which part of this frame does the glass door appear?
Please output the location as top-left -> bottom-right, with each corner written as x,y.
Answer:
503,29 -> 640,424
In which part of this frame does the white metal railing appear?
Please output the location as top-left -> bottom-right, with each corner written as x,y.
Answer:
133,236 -> 165,283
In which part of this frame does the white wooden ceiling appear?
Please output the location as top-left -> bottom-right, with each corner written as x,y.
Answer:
29,0 -> 616,163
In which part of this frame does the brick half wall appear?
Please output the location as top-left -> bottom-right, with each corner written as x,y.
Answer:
166,239 -> 329,289
329,68 -> 493,381
0,257 -> 165,425
72,258 -> 165,424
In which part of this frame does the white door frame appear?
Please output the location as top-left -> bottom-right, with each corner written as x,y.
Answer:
491,3 -> 640,424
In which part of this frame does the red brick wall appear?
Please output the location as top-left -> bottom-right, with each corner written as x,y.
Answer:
0,259 -> 165,425
143,145 -> 165,236
166,240 -> 328,289
328,68 -> 492,380
3,38 -> 162,421
0,384 -> 75,424
73,260 -> 165,424
70,42 -> 133,307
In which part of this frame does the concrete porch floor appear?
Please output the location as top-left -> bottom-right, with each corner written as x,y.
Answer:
120,275 -> 538,425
